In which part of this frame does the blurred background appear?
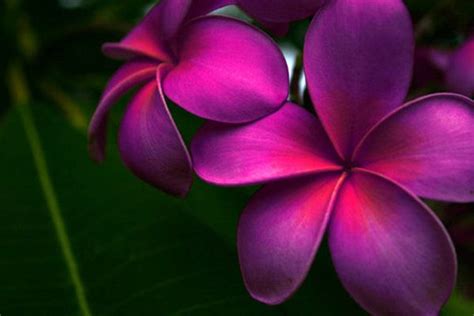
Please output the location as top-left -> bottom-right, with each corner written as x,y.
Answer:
0,0 -> 473,314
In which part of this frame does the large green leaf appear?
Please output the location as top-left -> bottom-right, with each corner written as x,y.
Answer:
0,102 -> 364,315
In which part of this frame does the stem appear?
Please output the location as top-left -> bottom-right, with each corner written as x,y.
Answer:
7,62 -> 92,316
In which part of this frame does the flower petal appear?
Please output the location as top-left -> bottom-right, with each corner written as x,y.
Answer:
103,0 -> 235,61
446,37 -> 474,97
237,0 -> 325,23
304,0 -> 414,158
163,16 -> 289,123
102,0 -> 188,61
329,170 -> 456,315
239,172 -> 344,305
88,59 -> 157,162
188,0 -> 236,17
354,93 -> 474,202
191,103 -> 341,186
118,67 -> 192,197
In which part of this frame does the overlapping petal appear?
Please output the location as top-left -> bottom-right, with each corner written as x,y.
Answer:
446,37 -> 474,96
304,0 -> 414,158
118,66 -> 192,197
191,103 -> 341,186
237,0 -> 325,23
102,0 -> 189,61
329,170 -> 456,315
238,173 -> 344,305
102,0 -> 234,61
354,93 -> 474,202
163,16 -> 289,123
88,59 -> 157,162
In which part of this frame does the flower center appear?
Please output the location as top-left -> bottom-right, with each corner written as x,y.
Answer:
342,160 -> 355,173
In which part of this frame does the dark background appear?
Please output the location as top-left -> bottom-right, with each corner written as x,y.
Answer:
0,0 -> 473,314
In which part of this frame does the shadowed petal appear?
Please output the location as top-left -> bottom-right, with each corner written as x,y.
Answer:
239,173 -> 345,305
118,67 -> 192,197
191,103 -> 341,186
329,170 -> 456,315
237,0 -> 325,23
163,16 -> 289,123
88,59 -> 157,162
446,37 -> 474,97
259,20 -> 290,37
188,0 -> 236,17
354,93 -> 474,202
304,0 -> 413,158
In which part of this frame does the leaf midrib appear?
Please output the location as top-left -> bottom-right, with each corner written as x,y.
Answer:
10,63 -> 92,316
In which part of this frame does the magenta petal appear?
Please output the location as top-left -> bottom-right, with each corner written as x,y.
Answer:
446,37 -> 474,97
329,170 -> 456,315
163,16 -> 289,123
239,173 -> 344,305
237,0 -> 324,23
304,0 -> 414,158
88,59 -> 157,162
102,0 -> 190,61
191,103 -> 341,186
103,0 -> 235,60
354,93 -> 474,202
118,67 -> 192,197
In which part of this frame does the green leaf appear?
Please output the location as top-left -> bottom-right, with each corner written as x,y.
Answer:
0,102 -> 365,315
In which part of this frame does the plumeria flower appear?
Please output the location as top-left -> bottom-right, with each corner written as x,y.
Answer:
192,0 -> 474,314
414,37 -> 474,97
88,0 -> 289,196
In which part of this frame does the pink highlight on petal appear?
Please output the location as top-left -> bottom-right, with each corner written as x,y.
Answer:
88,59 -> 158,162
329,170 -> 456,315
102,0 -> 191,61
118,65 -> 192,196
239,172 -> 346,304
191,103 -> 342,186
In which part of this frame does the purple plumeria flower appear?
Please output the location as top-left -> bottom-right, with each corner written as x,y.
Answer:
88,0 -> 289,196
414,37 -> 474,97
192,0 -> 474,314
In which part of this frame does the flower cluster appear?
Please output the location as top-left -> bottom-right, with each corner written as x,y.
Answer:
90,0 -> 474,314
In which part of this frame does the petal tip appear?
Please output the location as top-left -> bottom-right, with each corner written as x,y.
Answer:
247,290 -> 289,306
169,175 -> 193,199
